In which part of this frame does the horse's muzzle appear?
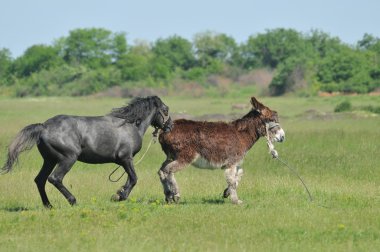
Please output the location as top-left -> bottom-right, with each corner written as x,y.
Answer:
163,117 -> 173,132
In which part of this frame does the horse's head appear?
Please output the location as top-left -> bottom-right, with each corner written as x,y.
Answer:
251,97 -> 285,143
152,97 -> 173,132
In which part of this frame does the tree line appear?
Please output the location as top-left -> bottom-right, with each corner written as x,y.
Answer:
0,28 -> 379,97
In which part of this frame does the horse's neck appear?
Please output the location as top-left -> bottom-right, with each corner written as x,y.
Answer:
136,111 -> 155,137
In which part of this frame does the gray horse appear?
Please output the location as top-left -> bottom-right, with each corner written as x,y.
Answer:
1,96 -> 172,208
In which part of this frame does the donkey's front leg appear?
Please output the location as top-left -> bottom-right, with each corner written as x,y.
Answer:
223,165 -> 243,198
158,169 -> 173,203
158,159 -> 184,203
224,165 -> 243,204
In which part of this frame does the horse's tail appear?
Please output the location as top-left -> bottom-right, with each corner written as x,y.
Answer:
1,123 -> 44,174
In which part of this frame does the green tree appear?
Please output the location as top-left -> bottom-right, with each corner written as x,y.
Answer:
193,31 -> 237,68
149,55 -> 172,80
269,56 -> 311,95
357,33 -> 380,53
242,28 -> 306,69
306,30 -> 342,58
63,28 -> 116,68
0,48 -> 13,85
317,46 -> 373,93
152,36 -> 195,70
13,44 -> 61,77
117,41 -> 152,81
112,32 -> 128,62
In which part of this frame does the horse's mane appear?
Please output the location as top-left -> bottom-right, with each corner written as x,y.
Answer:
109,96 -> 162,124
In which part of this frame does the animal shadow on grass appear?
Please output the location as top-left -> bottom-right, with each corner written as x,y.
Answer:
1,205 -> 30,212
201,197 -> 226,205
143,198 -> 225,205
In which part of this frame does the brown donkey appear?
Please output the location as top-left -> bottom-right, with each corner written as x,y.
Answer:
158,97 -> 285,204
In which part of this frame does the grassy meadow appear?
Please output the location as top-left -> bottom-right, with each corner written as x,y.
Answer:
0,94 -> 379,251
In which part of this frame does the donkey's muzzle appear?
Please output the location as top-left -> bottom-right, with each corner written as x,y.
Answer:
274,128 -> 285,142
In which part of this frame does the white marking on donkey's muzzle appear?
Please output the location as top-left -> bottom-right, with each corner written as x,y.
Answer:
266,122 -> 285,143
273,128 -> 285,142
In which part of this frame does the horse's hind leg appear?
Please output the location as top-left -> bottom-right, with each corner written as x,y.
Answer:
34,158 -> 56,208
48,158 -> 77,206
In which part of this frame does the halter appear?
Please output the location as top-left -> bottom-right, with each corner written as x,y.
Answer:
158,109 -> 170,125
152,109 -> 170,137
265,121 -> 280,143
266,121 -> 280,131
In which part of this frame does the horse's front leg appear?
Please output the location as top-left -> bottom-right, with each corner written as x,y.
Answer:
111,159 -> 137,201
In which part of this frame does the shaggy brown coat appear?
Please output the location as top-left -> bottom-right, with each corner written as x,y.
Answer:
158,97 -> 284,204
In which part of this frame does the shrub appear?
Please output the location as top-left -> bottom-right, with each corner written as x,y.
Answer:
361,105 -> 380,114
334,100 -> 352,112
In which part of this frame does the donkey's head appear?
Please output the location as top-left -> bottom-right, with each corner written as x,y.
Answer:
251,97 -> 285,143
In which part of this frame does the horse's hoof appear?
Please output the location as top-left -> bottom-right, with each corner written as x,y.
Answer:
44,203 -> 53,209
117,187 -> 125,194
111,194 -> 121,202
223,188 -> 230,198
68,196 -> 77,206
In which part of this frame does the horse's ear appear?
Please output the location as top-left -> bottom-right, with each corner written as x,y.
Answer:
152,96 -> 162,107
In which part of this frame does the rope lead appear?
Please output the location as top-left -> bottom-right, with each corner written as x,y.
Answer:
274,156 -> 313,202
108,136 -> 156,183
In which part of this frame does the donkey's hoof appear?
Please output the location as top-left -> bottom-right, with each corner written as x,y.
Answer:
165,195 -> 174,204
232,199 -> 243,205
223,188 -> 230,198
111,194 -> 121,202
173,194 -> 181,203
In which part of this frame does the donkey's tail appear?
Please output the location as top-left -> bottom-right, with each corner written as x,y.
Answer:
1,123 -> 44,174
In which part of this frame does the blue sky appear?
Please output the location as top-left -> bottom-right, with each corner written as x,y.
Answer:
1,0 -> 379,57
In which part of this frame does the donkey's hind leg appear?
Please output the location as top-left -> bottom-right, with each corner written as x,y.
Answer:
34,158 -> 57,208
48,158 -> 77,206
158,159 -> 186,203
224,165 -> 243,204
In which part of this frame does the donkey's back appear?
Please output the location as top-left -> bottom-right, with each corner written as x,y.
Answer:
159,119 -> 247,168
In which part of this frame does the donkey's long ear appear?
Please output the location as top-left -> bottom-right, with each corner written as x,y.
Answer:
250,97 -> 264,112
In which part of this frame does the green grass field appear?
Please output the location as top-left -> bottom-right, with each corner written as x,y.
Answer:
0,95 -> 379,251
